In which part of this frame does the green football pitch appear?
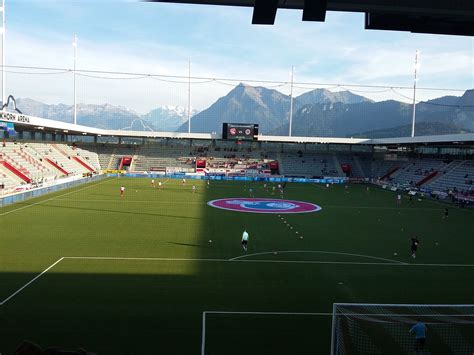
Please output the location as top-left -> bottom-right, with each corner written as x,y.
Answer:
1,177 -> 473,354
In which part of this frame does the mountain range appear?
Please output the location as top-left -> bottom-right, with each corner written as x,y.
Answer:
3,84 -> 473,138
3,98 -> 198,132
179,83 -> 473,137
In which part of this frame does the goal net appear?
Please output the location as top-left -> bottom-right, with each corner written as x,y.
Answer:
331,303 -> 474,355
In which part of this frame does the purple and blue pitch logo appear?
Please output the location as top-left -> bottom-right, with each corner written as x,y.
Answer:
207,198 -> 322,214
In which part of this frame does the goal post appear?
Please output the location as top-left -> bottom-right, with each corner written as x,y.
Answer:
331,303 -> 474,355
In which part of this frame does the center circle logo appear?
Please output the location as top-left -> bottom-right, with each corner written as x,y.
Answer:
207,198 -> 322,214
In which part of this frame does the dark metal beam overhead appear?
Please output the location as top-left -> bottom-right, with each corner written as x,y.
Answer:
151,0 -> 474,36
302,0 -> 328,22
252,0 -> 278,25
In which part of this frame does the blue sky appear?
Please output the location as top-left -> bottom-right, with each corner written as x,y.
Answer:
3,1 -> 474,113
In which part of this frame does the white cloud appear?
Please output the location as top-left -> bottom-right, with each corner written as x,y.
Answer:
2,7 -> 473,114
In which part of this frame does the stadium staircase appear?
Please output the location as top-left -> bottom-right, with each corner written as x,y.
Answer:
276,152 -> 285,175
60,144 -> 101,171
129,153 -> 139,171
0,168 -> 22,191
332,154 -> 344,176
380,166 -> 400,180
107,153 -> 116,170
416,170 -> 439,186
72,156 -> 94,172
0,159 -> 31,182
53,144 -> 92,173
44,157 -> 69,175
353,156 -> 366,177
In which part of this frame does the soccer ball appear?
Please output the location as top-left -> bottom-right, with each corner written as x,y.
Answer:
208,240 -> 212,243
273,252 -> 278,255
393,252 -> 398,256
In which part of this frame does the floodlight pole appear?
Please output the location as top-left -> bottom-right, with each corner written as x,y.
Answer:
411,50 -> 419,138
73,34 -> 77,125
187,60 -> 191,134
289,66 -> 294,137
1,0 -> 6,108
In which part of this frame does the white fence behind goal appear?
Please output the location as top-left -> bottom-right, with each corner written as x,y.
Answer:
331,303 -> 474,355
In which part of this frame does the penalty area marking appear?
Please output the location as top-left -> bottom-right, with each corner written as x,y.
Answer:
2,255 -> 474,307
201,310 -> 332,355
229,250 -> 407,265
0,257 -> 64,306
0,177 -> 118,216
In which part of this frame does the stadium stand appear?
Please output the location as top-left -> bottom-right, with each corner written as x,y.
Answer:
0,142 -> 56,182
425,160 -> 474,194
0,142 -> 101,194
278,151 -> 339,177
1,140 -> 474,204
390,159 -> 448,187
134,145 -> 193,172
372,159 -> 407,180
28,143 -> 88,175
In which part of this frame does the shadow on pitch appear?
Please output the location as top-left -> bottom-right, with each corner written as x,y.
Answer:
35,203 -> 202,220
167,241 -> 209,248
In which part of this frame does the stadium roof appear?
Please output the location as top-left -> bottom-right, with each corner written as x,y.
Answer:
3,111 -> 474,146
153,0 -> 474,36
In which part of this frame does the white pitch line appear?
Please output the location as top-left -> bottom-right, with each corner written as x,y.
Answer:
201,312 -> 206,355
238,260 -> 403,266
63,256 -> 474,267
53,199 -> 207,204
229,250 -> 407,264
323,205 -> 439,211
63,256 -> 227,262
205,310 -> 332,316
0,177 -> 117,216
2,256 -> 473,306
0,257 -> 64,306
45,200 -> 443,211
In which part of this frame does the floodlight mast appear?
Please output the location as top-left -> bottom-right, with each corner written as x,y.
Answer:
188,60 -> 191,134
1,0 -> 5,108
73,35 -> 78,125
289,65 -> 294,137
411,50 -> 419,138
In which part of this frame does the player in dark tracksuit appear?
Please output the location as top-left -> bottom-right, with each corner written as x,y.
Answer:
411,237 -> 420,259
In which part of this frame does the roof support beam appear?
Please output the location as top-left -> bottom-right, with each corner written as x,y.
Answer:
252,0 -> 278,25
303,0 -> 328,22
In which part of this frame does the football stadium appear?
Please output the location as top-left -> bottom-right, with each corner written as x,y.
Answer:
1,1 -> 473,354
